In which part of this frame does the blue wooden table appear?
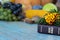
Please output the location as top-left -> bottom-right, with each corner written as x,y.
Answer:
0,21 -> 60,40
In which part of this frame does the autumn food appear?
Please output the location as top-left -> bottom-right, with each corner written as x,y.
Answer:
0,2 -> 23,21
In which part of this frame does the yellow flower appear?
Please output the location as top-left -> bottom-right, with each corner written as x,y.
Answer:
45,13 -> 57,25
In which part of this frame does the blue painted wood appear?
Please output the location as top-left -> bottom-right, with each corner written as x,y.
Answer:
0,21 -> 60,40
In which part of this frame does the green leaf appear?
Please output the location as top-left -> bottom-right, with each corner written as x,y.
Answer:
38,18 -> 48,25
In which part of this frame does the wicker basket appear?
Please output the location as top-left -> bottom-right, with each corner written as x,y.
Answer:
38,24 -> 60,35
